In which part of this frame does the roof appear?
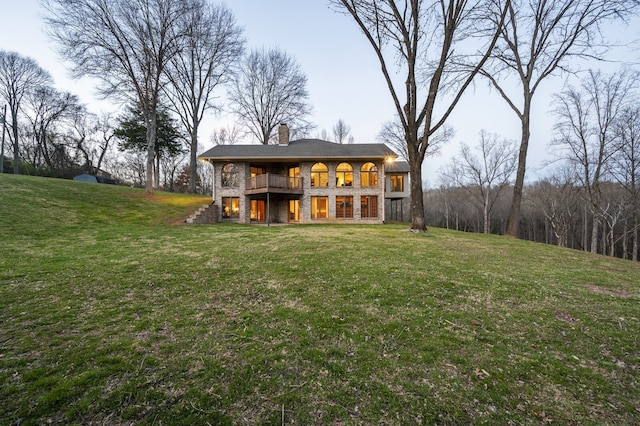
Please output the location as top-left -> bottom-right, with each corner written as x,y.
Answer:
198,139 -> 398,162
73,173 -> 97,183
385,161 -> 410,173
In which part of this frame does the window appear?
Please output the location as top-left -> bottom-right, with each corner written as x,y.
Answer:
311,196 -> 328,219
222,197 -> 240,219
361,162 -> 378,187
289,166 -> 301,189
336,196 -> 353,219
336,163 -> 353,186
251,166 -> 266,177
361,196 -> 378,218
311,163 -> 328,187
391,175 -> 404,192
221,163 -> 238,187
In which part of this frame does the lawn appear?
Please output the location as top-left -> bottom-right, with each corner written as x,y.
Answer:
1,174 -> 639,425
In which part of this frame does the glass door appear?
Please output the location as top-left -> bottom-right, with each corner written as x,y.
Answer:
250,199 -> 266,222
288,200 -> 300,222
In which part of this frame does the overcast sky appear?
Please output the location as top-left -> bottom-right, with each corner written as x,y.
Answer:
1,1 -> 638,185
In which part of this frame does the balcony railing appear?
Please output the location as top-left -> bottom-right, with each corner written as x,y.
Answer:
246,174 -> 303,194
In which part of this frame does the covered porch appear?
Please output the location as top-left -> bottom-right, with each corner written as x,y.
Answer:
248,192 -> 301,224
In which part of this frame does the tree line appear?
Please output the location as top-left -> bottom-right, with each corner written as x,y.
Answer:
422,69 -> 640,261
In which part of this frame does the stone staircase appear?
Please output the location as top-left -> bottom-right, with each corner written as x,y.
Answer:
185,203 -> 218,224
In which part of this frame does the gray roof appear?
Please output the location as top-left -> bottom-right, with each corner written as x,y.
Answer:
385,161 -> 410,173
198,139 -> 398,162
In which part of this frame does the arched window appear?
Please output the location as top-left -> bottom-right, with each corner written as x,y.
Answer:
361,162 -> 378,187
336,162 -> 353,186
221,163 -> 238,187
311,162 -> 328,187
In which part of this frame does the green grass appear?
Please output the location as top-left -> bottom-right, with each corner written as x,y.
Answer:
1,174 -> 639,425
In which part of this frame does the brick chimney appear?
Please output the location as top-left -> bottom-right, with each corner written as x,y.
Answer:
278,123 -> 289,145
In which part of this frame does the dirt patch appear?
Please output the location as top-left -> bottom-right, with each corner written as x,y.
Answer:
584,282 -> 635,299
555,311 -> 579,324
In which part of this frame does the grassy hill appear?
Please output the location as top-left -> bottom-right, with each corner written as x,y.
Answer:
1,174 -> 639,425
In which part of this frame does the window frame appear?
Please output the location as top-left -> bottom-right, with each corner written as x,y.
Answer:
310,162 -> 329,187
222,196 -> 240,219
390,175 -> 404,192
221,163 -> 239,187
360,162 -> 378,187
311,196 -> 328,219
361,195 -> 378,218
335,195 -> 354,219
336,162 -> 353,187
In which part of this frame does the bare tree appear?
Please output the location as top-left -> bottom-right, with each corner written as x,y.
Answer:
210,124 -> 243,146
612,105 -> 640,260
530,169 -> 581,247
165,0 -> 244,193
0,51 -> 52,174
332,119 -> 352,144
439,130 -> 517,233
23,86 -> 82,171
482,0 -> 640,238
93,112 -> 118,174
377,116 -> 449,161
331,0 -> 509,232
44,0 -> 191,193
551,70 -> 636,254
229,46 -> 313,145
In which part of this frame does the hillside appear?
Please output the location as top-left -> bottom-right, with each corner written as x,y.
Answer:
1,174 -> 639,425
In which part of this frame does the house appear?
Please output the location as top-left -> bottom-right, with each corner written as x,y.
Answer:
197,124 -> 410,224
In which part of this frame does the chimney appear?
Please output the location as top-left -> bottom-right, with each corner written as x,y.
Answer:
278,123 -> 289,145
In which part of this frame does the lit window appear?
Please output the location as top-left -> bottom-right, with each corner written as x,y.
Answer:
222,197 -> 240,219
336,163 -> 353,186
361,162 -> 378,187
311,196 -> 328,219
336,196 -> 353,219
361,196 -> 378,218
221,163 -> 238,187
391,175 -> 404,192
311,163 -> 328,187
251,166 -> 266,177
289,166 -> 301,189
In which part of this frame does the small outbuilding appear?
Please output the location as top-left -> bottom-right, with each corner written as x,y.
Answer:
73,174 -> 117,184
73,174 -> 98,183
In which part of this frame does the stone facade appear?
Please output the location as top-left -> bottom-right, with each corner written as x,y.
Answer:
210,159 -> 389,224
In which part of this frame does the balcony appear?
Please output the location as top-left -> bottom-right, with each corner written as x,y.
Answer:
245,174 -> 304,195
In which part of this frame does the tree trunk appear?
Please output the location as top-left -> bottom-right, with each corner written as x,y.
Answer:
622,220 -> 628,260
11,114 -> 19,174
583,204 -> 589,251
408,155 -> 426,232
188,116 -> 199,193
506,97 -> 531,238
591,212 -> 599,254
145,109 -> 156,194
189,132 -> 198,193
155,155 -> 160,190
483,193 -> 490,234
633,214 -> 638,262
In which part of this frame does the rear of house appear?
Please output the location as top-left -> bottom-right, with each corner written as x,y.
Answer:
198,125 -> 409,224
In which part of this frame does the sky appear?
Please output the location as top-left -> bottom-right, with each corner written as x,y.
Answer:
1,1 -> 638,185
